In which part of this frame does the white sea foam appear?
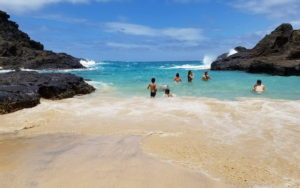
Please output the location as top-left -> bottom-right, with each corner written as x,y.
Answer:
1,96 -> 300,185
202,55 -> 216,68
227,49 -> 238,57
86,81 -> 117,94
160,55 -> 216,70
0,69 -> 13,73
163,64 -> 211,70
80,59 -> 108,68
80,59 -> 97,68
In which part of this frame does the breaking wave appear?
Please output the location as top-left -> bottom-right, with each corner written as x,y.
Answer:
227,49 -> 238,57
0,69 -> 13,74
80,59 -> 108,68
162,64 -> 211,70
202,55 -> 216,68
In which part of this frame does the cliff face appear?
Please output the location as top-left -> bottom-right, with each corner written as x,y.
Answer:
211,24 -> 300,76
0,10 -> 84,69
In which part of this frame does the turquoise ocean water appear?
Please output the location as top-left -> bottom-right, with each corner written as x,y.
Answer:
63,60 -> 300,100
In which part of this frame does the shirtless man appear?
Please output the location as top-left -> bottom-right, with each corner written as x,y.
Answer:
147,78 -> 157,98
253,80 -> 266,93
173,73 -> 182,83
202,71 -> 211,81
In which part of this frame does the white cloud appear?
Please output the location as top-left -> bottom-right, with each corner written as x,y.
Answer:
106,42 -> 153,49
0,0 -> 117,13
233,0 -> 300,19
104,22 -> 204,42
105,22 -> 158,36
162,28 -> 204,42
38,14 -> 89,23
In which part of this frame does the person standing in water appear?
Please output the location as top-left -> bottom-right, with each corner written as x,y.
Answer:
202,71 -> 211,81
147,78 -> 157,98
187,70 -> 194,83
173,73 -> 182,83
253,80 -> 266,93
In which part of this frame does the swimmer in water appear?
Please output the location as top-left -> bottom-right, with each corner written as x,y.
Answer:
188,70 -> 194,83
173,73 -> 182,83
164,88 -> 173,97
147,78 -> 157,98
202,71 -> 211,81
253,80 -> 266,93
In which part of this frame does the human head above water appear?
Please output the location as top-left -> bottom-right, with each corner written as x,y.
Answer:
204,71 -> 208,75
257,80 -> 262,85
151,78 -> 156,83
188,70 -> 192,75
176,73 -> 180,77
165,88 -> 170,94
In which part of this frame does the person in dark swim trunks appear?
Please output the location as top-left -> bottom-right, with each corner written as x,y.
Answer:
147,78 -> 157,98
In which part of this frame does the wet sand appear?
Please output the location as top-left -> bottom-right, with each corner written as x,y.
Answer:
0,94 -> 300,187
0,134 -> 231,188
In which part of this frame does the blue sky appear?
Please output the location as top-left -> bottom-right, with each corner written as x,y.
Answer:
1,0 -> 300,61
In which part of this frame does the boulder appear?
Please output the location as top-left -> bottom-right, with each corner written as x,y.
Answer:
211,24 -> 300,76
0,71 -> 95,114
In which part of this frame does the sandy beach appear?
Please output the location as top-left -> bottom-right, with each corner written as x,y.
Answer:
1,93 -> 299,188
1,1 -> 300,187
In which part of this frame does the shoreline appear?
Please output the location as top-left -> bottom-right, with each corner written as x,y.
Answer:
0,95 -> 299,187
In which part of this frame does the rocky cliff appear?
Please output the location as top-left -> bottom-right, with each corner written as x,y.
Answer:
0,10 -> 84,70
211,24 -> 300,76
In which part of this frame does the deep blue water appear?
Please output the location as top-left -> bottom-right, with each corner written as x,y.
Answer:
67,60 -> 300,100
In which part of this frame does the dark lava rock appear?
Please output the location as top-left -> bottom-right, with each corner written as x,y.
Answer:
0,10 -> 84,70
211,24 -> 300,76
0,71 -> 95,114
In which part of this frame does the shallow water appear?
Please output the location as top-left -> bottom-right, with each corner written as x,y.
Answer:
0,61 -> 300,187
72,60 -> 300,100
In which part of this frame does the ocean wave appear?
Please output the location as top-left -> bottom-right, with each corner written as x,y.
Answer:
0,69 -> 13,73
80,59 -> 109,68
202,55 -> 216,67
161,64 -> 211,70
86,81 -> 117,93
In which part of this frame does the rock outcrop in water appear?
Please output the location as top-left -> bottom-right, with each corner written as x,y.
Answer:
0,10 -> 84,70
211,24 -> 300,76
0,71 -> 95,114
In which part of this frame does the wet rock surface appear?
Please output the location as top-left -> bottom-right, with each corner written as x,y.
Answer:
0,71 -> 95,114
211,24 -> 300,76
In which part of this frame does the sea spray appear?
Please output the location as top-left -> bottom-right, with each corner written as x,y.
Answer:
202,55 -> 216,68
161,58 -> 214,70
80,59 -> 97,68
227,49 -> 238,57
